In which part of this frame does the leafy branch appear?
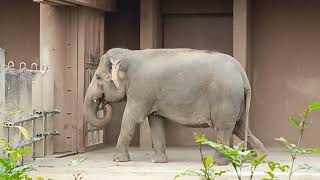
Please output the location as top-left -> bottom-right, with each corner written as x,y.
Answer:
275,102 -> 320,180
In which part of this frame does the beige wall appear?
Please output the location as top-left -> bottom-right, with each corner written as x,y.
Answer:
0,0 -> 39,67
250,0 -> 320,148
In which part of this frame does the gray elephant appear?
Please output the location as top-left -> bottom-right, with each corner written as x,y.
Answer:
83,48 -> 266,165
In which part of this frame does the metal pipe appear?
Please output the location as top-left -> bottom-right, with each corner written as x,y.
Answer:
85,127 -> 103,133
14,137 -> 44,150
13,131 -> 60,150
43,113 -> 46,156
2,109 -> 60,126
32,118 -> 35,160
3,115 -> 40,126
21,122 -> 24,164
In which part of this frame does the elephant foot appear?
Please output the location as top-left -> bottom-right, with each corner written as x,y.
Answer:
113,152 -> 130,162
214,154 -> 229,166
150,153 -> 168,163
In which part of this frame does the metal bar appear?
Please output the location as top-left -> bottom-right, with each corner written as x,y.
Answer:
43,109 -> 61,115
36,130 -> 60,138
14,137 -> 44,150
43,113 -> 47,156
32,118 -> 35,160
2,109 -> 60,126
21,122 -> 24,164
3,115 -> 40,126
85,127 -> 103,133
14,131 -> 60,150
85,62 -> 99,69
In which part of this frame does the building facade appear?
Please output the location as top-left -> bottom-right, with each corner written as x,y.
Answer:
0,0 -> 319,154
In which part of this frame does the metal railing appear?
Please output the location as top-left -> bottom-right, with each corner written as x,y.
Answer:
0,48 -> 59,163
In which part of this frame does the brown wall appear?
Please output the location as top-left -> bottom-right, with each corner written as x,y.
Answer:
250,0 -> 320,148
104,0 -> 140,146
162,0 -> 233,146
0,0 -> 39,67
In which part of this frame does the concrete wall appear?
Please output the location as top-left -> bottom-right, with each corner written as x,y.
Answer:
0,0 -> 39,67
250,0 -> 320,148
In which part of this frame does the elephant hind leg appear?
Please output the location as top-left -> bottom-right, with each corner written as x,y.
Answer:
148,115 -> 168,163
233,120 -> 267,153
214,127 -> 234,165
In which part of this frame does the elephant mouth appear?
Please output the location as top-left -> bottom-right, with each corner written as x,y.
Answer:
84,94 -> 113,128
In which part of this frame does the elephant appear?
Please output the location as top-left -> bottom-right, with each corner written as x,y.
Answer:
83,48 -> 266,165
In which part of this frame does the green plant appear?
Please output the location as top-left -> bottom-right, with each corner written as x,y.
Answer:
175,137 -> 226,180
262,161 -> 289,180
0,126 -> 47,180
275,102 -> 320,180
177,102 -> 320,180
68,158 -> 87,180
0,139 -> 34,180
196,135 -> 268,180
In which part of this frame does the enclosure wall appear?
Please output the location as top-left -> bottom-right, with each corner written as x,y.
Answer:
0,0 -> 40,66
250,0 -> 320,148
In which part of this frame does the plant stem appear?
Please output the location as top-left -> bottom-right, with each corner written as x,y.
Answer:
199,143 -> 210,180
288,115 -> 307,180
239,164 -> 242,179
233,165 -> 242,180
250,166 -> 257,180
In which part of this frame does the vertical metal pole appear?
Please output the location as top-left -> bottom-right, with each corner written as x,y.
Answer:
32,117 -> 35,160
0,49 -> 6,157
21,122 -> 24,165
6,128 -> 9,158
43,113 -> 47,156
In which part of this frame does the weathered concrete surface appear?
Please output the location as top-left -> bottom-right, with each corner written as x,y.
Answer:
31,147 -> 320,180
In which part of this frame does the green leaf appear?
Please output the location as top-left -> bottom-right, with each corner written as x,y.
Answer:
204,156 -> 214,169
309,102 -> 320,111
268,162 -> 277,171
252,154 -> 267,167
194,135 -> 207,143
289,117 -> 302,127
0,139 -> 8,147
279,164 -> 289,172
302,148 -> 320,154
68,157 -> 87,166
275,137 -> 290,146
214,170 -> 226,176
265,171 -> 275,178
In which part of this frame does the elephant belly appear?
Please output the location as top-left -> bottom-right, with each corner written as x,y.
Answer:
154,92 -> 211,127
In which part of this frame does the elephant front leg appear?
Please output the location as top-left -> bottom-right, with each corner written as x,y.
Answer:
148,115 -> 168,163
113,119 -> 135,162
114,102 -> 147,162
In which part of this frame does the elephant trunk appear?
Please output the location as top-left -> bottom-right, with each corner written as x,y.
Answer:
83,77 -> 112,128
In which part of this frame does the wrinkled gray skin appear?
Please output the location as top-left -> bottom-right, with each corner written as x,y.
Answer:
84,48 -> 266,165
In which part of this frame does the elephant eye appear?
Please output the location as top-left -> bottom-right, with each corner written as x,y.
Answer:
93,99 -> 97,103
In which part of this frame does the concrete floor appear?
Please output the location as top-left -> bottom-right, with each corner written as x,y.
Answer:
30,147 -> 320,180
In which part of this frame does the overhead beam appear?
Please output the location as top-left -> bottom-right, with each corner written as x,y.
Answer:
34,0 -> 116,11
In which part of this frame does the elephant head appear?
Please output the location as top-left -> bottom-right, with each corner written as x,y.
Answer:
84,49 -> 128,128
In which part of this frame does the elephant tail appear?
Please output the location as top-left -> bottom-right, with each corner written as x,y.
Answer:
238,62 -> 251,150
